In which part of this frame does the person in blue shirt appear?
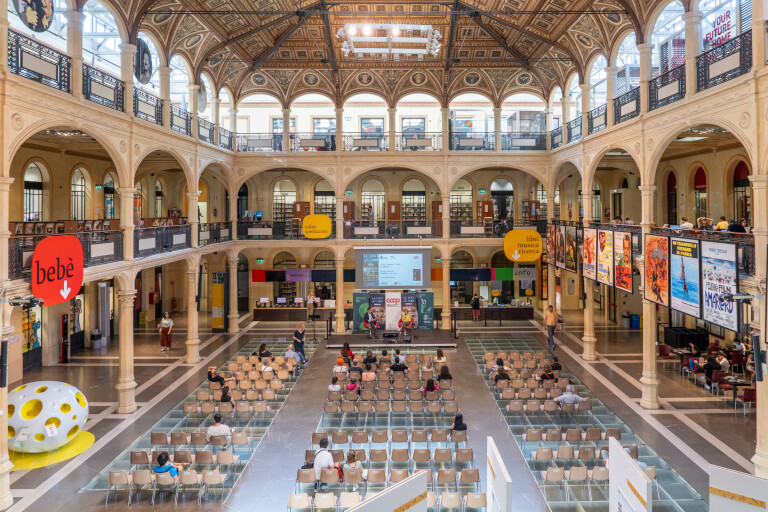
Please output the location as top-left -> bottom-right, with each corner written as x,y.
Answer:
154,451 -> 183,481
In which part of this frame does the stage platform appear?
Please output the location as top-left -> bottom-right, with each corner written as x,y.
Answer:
326,329 -> 458,349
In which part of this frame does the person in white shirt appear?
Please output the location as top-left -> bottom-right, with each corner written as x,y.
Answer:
332,358 -> 348,375
679,217 -> 694,230
261,361 -> 273,373
158,312 -> 174,352
328,376 -> 341,392
554,385 -> 587,406
206,413 -> 232,444
717,354 -> 730,372
313,437 -> 335,490
285,344 -> 302,365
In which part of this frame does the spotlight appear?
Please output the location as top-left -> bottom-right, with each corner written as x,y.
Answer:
349,25 -> 357,36
391,25 -> 400,36
363,24 -> 372,36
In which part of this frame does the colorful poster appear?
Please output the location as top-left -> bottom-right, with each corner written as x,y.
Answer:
211,272 -> 226,331
546,224 -> 555,265
701,241 -> 738,331
670,238 -> 700,317
614,232 -> 633,293
565,227 -> 577,273
401,292 -> 418,329
597,230 -> 614,286
644,235 -> 669,306
582,228 -> 597,281
555,225 -> 566,269
22,306 -> 41,353
353,292 -> 369,332
369,293 -> 385,328
417,291 -> 434,330
385,291 -> 401,330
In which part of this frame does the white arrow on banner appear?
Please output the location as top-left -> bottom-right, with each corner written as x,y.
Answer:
511,250 -> 521,260
59,280 -> 71,299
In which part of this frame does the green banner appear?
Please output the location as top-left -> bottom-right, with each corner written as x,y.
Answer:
417,292 -> 434,329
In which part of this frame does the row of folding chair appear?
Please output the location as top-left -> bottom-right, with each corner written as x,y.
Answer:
492,377 -> 570,390
106,468 -> 228,506
130,448 -> 240,469
329,387 -> 456,402
531,444 -> 637,464
215,367 -> 294,382
497,387 -> 566,401
322,400 -> 461,416
206,378 -> 288,392
184,400 -> 273,415
297,466 -> 480,493
311,428 -> 467,451
150,430 -> 252,449
304,445 -> 474,471
195,388 -> 281,403
332,370 -> 451,384
521,427 -> 621,447
483,350 -> 549,361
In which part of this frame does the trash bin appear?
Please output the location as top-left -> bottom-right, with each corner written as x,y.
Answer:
90,329 -> 104,349
622,312 -> 631,329
630,314 -> 640,329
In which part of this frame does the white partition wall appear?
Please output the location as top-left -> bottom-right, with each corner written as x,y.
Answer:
710,465 -> 768,511
608,437 -> 652,512
347,471 -> 428,512
486,436 -> 513,512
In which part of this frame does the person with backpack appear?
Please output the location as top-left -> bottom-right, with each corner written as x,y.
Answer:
313,437 -> 335,490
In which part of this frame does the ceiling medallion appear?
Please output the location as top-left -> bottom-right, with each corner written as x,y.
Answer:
410,72 -> 427,86
464,72 -> 480,85
252,74 -> 266,86
304,73 -> 319,86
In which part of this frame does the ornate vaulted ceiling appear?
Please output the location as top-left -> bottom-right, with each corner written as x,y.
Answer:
86,0 -> 679,105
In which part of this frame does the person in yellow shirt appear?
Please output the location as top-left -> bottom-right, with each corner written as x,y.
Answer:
714,216 -> 729,231
544,305 -> 558,350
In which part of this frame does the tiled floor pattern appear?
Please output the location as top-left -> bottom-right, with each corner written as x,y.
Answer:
465,335 -> 708,512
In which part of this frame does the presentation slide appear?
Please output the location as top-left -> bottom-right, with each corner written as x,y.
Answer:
355,247 -> 432,290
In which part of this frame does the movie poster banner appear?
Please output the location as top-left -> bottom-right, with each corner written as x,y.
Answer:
565,226 -> 578,273
644,235 -> 669,306
555,225 -> 566,269
597,230 -> 614,286
582,228 -> 597,281
670,238 -> 700,317
546,225 -> 555,265
701,241 -> 738,331
614,231 -> 633,293
417,291 -> 434,329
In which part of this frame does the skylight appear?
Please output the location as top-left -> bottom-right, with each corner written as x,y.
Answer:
336,23 -> 442,60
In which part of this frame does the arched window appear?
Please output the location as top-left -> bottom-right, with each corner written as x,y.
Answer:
273,180 -> 296,221
103,172 -> 117,219
620,178 -> 629,188
667,173 -> 678,225
651,2 -> 685,77
701,0 -> 751,52
273,251 -> 297,301
450,250 -> 474,304
71,169 -> 86,220
134,181 -> 143,218
361,179 -> 385,221
578,180 -> 601,221
733,161 -> 750,221
694,167 -> 707,218
615,34 -> 640,95
491,179 -> 513,220
238,184 -> 249,219
535,183 -> 548,219
402,179 -> 426,221
23,163 -> 44,221
588,55 -> 608,109
82,0 -> 122,76
314,180 -> 336,217
169,55 -> 190,111
134,33 -> 161,94
567,75 -> 581,117
154,181 -> 163,217
450,178 -> 473,221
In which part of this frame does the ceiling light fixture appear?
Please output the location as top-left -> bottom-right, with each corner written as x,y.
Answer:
336,23 -> 442,59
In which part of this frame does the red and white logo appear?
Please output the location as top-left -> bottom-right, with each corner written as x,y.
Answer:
386,298 -> 401,304
31,235 -> 84,307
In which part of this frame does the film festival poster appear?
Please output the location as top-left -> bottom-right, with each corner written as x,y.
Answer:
701,240 -> 739,331
546,224 -> 556,265
596,230 -> 614,286
614,231 -> 633,293
565,226 -> 578,273
555,225 -> 566,269
670,238 -> 701,317
643,234 -> 670,307
582,227 -> 597,281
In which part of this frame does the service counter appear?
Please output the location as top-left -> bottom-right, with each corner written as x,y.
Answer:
251,307 -> 348,322
251,305 -> 534,323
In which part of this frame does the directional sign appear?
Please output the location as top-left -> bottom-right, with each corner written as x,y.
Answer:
503,229 -> 543,263
302,214 -> 333,239
31,235 -> 84,307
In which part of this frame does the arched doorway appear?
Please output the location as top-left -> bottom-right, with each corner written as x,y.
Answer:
273,251 -> 297,301
694,167 -> 707,218
314,180 -> 336,217
273,179 -> 297,222
491,251 -> 514,303
450,178 -> 473,224
732,161 -> 750,222
237,253 -> 249,312
361,178 -> 385,222
238,184 -> 249,219
23,163 -> 45,221
491,179 -> 513,220
450,250 -> 474,304
401,179 -> 426,221
313,250 -> 336,300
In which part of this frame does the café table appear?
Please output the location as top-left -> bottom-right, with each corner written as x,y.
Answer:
723,377 -> 749,408
672,348 -> 692,375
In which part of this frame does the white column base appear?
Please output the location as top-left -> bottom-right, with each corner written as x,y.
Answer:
753,446 -> 768,478
116,379 -> 137,414
185,338 -> 201,364
335,313 -> 346,334
0,458 -> 13,510
227,314 -> 240,333
581,334 -> 597,361
441,312 -> 451,330
639,372 -> 661,409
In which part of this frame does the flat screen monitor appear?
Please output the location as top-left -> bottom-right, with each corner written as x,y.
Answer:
450,281 -> 456,286
294,297 -> 303,304
255,211 -> 263,220
355,246 -> 432,290
259,297 -> 269,304
276,297 -> 287,304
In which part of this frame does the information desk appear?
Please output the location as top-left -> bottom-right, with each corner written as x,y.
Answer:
252,307 -> 350,322
252,305 -> 534,323
448,306 -> 534,321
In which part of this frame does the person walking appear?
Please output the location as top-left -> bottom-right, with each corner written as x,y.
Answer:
471,294 -> 481,323
158,312 -> 174,352
292,323 -> 306,364
544,305 -> 558,350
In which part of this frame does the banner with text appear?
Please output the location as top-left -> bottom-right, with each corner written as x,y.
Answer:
670,238 -> 701,317
597,230 -> 614,286
385,292 -> 401,330
702,240 -> 739,331
401,292 -> 418,329
583,227 -> 597,281
417,292 -> 434,330
353,292 -> 369,332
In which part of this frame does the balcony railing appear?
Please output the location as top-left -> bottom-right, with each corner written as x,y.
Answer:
9,230 -> 123,280
237,220 -> 336,240
291,133 -> 336,152
651,226 -> 754,276
134,224 -> 191,258
449,133 -> 494,151
649,64 -> 685,111
198,222 -> 232,247
500,132 -> 547,151
8,30 -> 70,92
587,105 -> 607,135
198,118 -> 215,145
550,126 -> 563,149
566,118 -> 582,143
614,87 -> 640,124
344,220 -> 440,239
170,105 -> 192,136
395,132 -> 442,151
219,127 -> 233,150
83,64 -> 124,112
133,89 -> 163,125
237,133 -> 281,152
697,30 -> 752,92
343,133 -> 389,151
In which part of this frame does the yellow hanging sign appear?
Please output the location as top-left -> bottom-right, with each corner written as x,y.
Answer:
503,229 -> 543,263
302,214 -> 333,239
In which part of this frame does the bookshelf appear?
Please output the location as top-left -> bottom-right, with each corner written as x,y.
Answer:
450,194 -> 472,221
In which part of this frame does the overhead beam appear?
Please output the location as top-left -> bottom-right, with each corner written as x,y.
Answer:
146,8 -> 627,16
252,11 -> 317,70
463,9 -> 528,69
319,0 -> 338,72
444,0 -> 459,71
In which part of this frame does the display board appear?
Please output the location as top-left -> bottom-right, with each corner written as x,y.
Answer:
701,240 -> 739,331
565,226 -> 578,272
347,471 -> 428,512
211,272 -> 226,331
670,238 -> 701,317
582,227 -> 597,281
486,436 -> 514,512
644,234 -> 670,307
608,437 -> 652,512
385,292 -> 401,330
710,465 -> 768,511
555,226 -> 566,269
614,231 -> 633,293
546,225 -> 556,265
597,230 -> 614,286
417,292 -> 434,329
355,247 -> 432,290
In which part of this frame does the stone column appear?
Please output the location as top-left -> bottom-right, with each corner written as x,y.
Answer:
117,290 -> 137,413
581,190 -> 597,361
228,254 -> 240,333
187,84 -> 199,138
0,178 -> 12,282
752,1 -> 768,70
335,258 -> 346,333
0,304 -> 15,510
560,97 -> 571,126
229,107 -> 238,139
639,185 -> 660,409
335,194 -> 344,240
441,107 -> 450,151
545,105 -> 553,150
683,11 -> 703,98
282,108 -> 291,153
212,97 -> 221,145
546,193 -> 556,307
638,43 -> 654,115
388,107 -> 397,152
605,66 -> 617,126
158,66 -> 171,128
0,3 -> 9,75
118,187 -> 136,261
493,106 -> 502,152
335,107 -> 343,152
120,43 -> 136,117
441,258 -> 452,330
580,83 -> 590,137
188,191 -> 199,247
185,263 -> 201,363
65,10 -> 85,100
442,197 -> 450,240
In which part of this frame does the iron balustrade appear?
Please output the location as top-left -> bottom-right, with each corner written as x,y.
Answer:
550,126 -> 563,149
197,118 -> 215,144
651,226 -> 755,276
9,230 -> 123,280
219,127 -> 233,150
449,219 -> 514,238
237,219 -> 336,240
237,133 -> 281,152
343,133 -> 389,151
134,224 -> 191,258
344,220 -> 440,239
291,133 -> 336,152
170,105 -> 192,135
8,30 -> 70,92
696,30 -> 752,92
500,132 -> 547,151
82,64 -> 124,112
614,87 -> 640,124
449,132 -> 494,150
649,64 -> 686,111
133,89 -> 163,125
566,118 -> 582,143
395,132 -> 442,151
198,222 -> 232,246
587,104 -> 608,135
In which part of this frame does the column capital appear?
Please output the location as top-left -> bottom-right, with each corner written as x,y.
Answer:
749,175 -> 768,188
0,177 -> 13,190
579,83 -> 590,92
335,257 -> 345,266
682,10 -> 703,23
441,258 -> 452,268
281,108 -> 291,115
117,290 -> 136,307
187,191 -> 199,200
637,43 -> 654,53
492,106 -> 502,113
335,107 -> 343,114
638,185 -> 657,195
63,10 -> 85,24
119,42 -> 137,55
387,107 -> 396,114
118,187 -> 137,198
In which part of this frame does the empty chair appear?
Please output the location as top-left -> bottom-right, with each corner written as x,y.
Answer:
201,401 -> 216,414
584,428 -> 602,443
196,390 -> 210,401
391,430 -> 408,447
389,468 -> 410,485
106,470 -> 132,505
564,428 -> 583,442
459,468 -> 480,490
517,388 -> 531,400
173,450 -> 194,465
190,432 -> 207,446
130,450 -> 150,468
195,450 -> 215,465
544,428 -> 561,443
338,491 -> 362,509
576,446 -> 596,461
444,401 -> 459,414
556,445 -> 574,460
351,431 -> 369,447
219,402 -> 234,413
295,468 -> 316,493
439,492 -> 462,511
409,400 -> 425,413
371,430 -> 389,449
369,449 -> 388,467
433,448 -> 453,467
392,401 -> 407,413
314,492 -> 337,511
231,431 -> 250,449
532,446 -> 553,462
506,400 -> 523,413
262,389 -> 277,401
566,465 -> 588,483
436,469 -> 457,491
201,469 -> 227,501
541,466 -> 565,482
366,469 -> 387,490
340,401 -> 356,414
589,466 -> 609,485
183,402 -> 198,414
171,432 -> 190,445
324,402 -> 339,414
412,448 -> 431,469
332,431 -> 349,448
216,450 -> 239,469
330,449 -> 345,464
605,428 -> 621,440
130,469 -> 154,501
455,448 -> 474,468
464,492 -> 487,511
151,432 -> 169,446
288,493 -> 312,511
175,469 -> 203,505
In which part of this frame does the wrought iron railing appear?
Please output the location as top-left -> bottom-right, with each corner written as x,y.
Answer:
237,133 -> 282,152
198,118 -> 215,145
500,132 -> 547,151
614,87 -> 640,124
236,220 -> 336,240
566,118 -> 582,143
344,220 -> 441,239
8,30 -> 71,92
170,105 -> 192,136
697,30 -> 752,92
395,132 -> 442,151
449,132 -> 494,151
343,133 -> 389,151
587,104 -> 607,135
550,126 -> 563,149
219,127 -> 233,150
134,224 -> 191,258
649,64 -> 686,111
651,226 -> 755,276
82,64 -> 124,112
291,133 -> 336,152
198,221 -> 232,246
133,89 -> 163,125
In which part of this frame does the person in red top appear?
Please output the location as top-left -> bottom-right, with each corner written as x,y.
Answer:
340,342 -> 355,362
345,376 -> 360,395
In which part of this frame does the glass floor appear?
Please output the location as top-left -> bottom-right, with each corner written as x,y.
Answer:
80,336 -> 315,504
465,335 -> 708,512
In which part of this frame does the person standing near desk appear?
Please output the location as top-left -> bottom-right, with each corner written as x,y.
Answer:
292,323 -> 306,364
307,293 -> 316,322
471,294 -> 481,323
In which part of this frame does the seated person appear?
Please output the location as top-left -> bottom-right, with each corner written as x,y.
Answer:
388,359 -> 408,372
450,413 -> 467,431
261,360 -> 273,373
252,343 -> 272,360
716,354 -> 730,373
550,356 -> 562,371
732,339 -> 745,352
220,386 -> 232,403
332,358 -> 348,375
328,376 -> 341,392
207,366 -> 235,386
206,413 -> 232,444
421,359 -> 433,372
703,356 -> 721,390
494,369 -> 510,385
491,358 -> 509,372
362,350 -> 378,366
379,349 -> 391,365
284,344 -> 303,365
437,365 -> 453,381
348,359 -> 364,374
433,349 -> 446,366
343,451 -> 367,491
688,342 -> 701,356
423,378 -> 437,393
393,349 -> 407,365
345,377 -> 360,394
340,342 -> 355,362
362,364 -> 377,382
553,385 -> 586,406
154,451 -> 184,481
538,365 -> 555,384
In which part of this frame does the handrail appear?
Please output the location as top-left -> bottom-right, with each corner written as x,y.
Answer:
566,117 -> 582,143
219,127 -> 233,150
198,117 -> 215,145
613,87 -> 640,124
550,126 -> 563,149
8,29 -> 71,92
83,63 -> 124,112
649,64 -> 685,111
170,105 -> 192,136
587,104 -> 607,134
696,30 -> 752,92
133,89 -> 163,125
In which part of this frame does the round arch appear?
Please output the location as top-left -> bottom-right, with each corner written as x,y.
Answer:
394,91 -> 443,107
610,29 -> 637,66
584,144 -> 641,187
450,164 -> 544,192
646,0 -> 687,46
289,91 -> 336,107
341,91 -> 391,109
135,29 -> 168,68
447,91 -> 494,107
69,163 -> 94,220
82,0 -> 130,44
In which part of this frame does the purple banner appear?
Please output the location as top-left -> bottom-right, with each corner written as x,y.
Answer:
285,268 -> 311,282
